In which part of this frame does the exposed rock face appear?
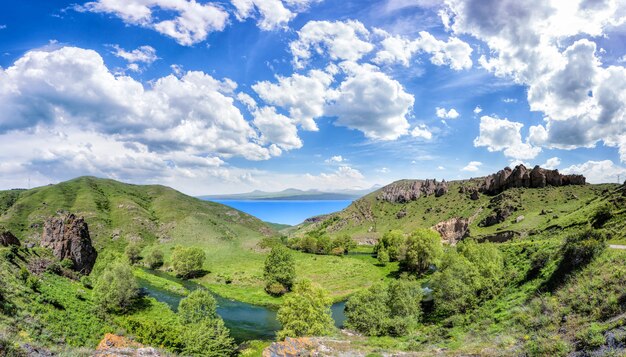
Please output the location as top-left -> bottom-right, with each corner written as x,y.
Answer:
0,230 -> 20,247
476,230 -> 520,243
378,179 -> 448,203
480,165 -> 586,195
432,218 -> 470,245
479,192 -> 521,227
41,213 -> 97,274
95,333 -> 161,356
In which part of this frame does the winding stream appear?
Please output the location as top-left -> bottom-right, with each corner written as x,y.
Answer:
136,269 -> 346,342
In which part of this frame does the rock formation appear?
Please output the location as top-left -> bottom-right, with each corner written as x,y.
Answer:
263,337 -> 327,357
480,165 -> 585,195
432,218 -> 470,245
41,213 -> 97,274
95,333 -> 161,356
378,179 -> 448,203
0,230 -> 20,247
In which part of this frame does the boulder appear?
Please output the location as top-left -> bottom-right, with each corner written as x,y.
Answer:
378,179 -> 448,203
0,230 -> 20,247
41,213 -> 97,274
263,337 -> 326,357
432,218 -> 470,245
95,333 -> 161,356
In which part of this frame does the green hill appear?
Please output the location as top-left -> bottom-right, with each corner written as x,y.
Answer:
288,178 -> 620,242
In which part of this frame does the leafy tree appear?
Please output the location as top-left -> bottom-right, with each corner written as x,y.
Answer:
94,260 -> 139,313
377,247 -> 389,266
181,318 -> 235,357
375,230 -> 404,261
316,235 -> 332,254
457,240 -> 504,299
264,245 -> 296,296
171,246 -> 206,279
179,289 -> 219,324
178,290 -> 235,356
125,243 -> 142,265
402,229 -> 442,274
145,249 -> 164,269
387,279 -> 422,320
333,234 -> 356,253
345,283 -> 391,336
430,251 -> 481,315
301,236 -> 317,254
276,280 -> 334,340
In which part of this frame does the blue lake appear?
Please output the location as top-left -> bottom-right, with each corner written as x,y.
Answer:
208,200 -> 353,225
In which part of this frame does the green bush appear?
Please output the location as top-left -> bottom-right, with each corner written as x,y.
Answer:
402,229 -> 443,274
263,245 -> 296,296
171,246 -> 206,279
377,248 -> 389,266
457,240 -> 504,299
430,251 -> 481,315
60,258 -> 75,270
276,280 -> 334,340
332,234 -> 356,253
576,323 -> 605,350
181,318 -> 235,357
178,289 -> 218,324
93,260 -> 139,313
125,243 -> 142,265
375,230 -> 404,261
591,204 -> 612,228
144,249 -> 164,269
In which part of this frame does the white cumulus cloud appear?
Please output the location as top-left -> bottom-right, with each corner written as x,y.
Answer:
461,161 -> 482,172
562,160 -> 626,184
436,107 -> 460,119
231,0 -> 319,30
474,116 -> 541,160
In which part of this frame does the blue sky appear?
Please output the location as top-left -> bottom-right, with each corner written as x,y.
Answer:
0,0 -> 625,195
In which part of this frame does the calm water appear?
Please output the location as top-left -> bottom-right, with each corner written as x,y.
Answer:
137,269 -> 346,342
209,200 -> 353,225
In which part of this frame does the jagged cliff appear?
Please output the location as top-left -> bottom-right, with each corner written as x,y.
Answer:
480,164 -> 586,195
377,179 -> 449,203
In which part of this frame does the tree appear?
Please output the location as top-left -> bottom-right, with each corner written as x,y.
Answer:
125,243 -> 142,265
430,251 -> 481,315
181,318 -> 235,357
178,290 -> 235,356
345,283 -> 390,336
276,280 -> 335,340
144,249 -> 164,269
264,245 -> 296,296
94,260 -> 139,313
457,240 -> 504,299
179,289 -> 219,324
402,229 -> 442,274
377,247 -> 389,266
301,236 -> 317,254
333,234 -> 357,253
316,235 -> 332,255
171,246 -> 206,279
386,279 -> 423,336
375,230 -> 404,261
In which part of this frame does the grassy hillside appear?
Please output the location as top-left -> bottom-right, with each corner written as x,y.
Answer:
0,177 -> 394,306
288,179 -> 620,242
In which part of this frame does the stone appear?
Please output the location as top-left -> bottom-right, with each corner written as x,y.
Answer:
432,218 -> 470,245
0,230 -> 20,247
95,333 -> 161,356
378,179 -> 448,203
263,337 -> 323,357
516,215 -> 525,223
480,165 -> 586,195
41,213 -> 97,274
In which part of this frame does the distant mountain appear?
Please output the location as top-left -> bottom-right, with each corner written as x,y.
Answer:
199,185 -> 381,201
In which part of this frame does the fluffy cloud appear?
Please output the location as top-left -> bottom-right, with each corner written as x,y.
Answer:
444,0 -> 626,162
473,116 -> 541,160
0,46 -> 292,162
251,106 -> 302,151
77,0 -> 229,45
410,125 -> 432,140
252,69 -> 334,131
290,20 -> 374,68
231,0 -> 319,30
373,30 -> 473,70
473,106 -> 482,114
461,161 -> 482,172
436,107 -> 459,119
325,155 -> 344,163
562,160 -> 626,184
542,157 -> 561,169
110,45 -> 158,63
325,62 -> 414,140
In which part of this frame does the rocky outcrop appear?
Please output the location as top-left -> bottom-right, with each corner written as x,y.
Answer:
480,165 -> 586,195
95,333 -> 161,356
263,337 -> 331,357
41,213 -> 97,274
479,191 -> 521,227
476,230 -> 520,243
378,179 -> 448,203
0,230 -> 20,247
432,218 -> 470,245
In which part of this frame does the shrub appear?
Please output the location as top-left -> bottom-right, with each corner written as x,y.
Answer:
60,258 -> 75,270
375,230 -> 404,261
26,276 -> 41,292
591,204 -> 612,228
576,323 -> 605,350
430,251 -> 481,315
179,289 -> 218,324
345,283 -> 390,336
264,245 -> 296,296
125,243 -> 142,265
402,229 -> 443,274
377,248 -> 389,266
276,280 -> 335,340
93,260 -> 139,313
332,234 -> 356,253
80,275 -> 93,289
181,318 -> 235,357
144,249 -> 164,269
457,240 -> 504,299
171,246 -> 206,279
